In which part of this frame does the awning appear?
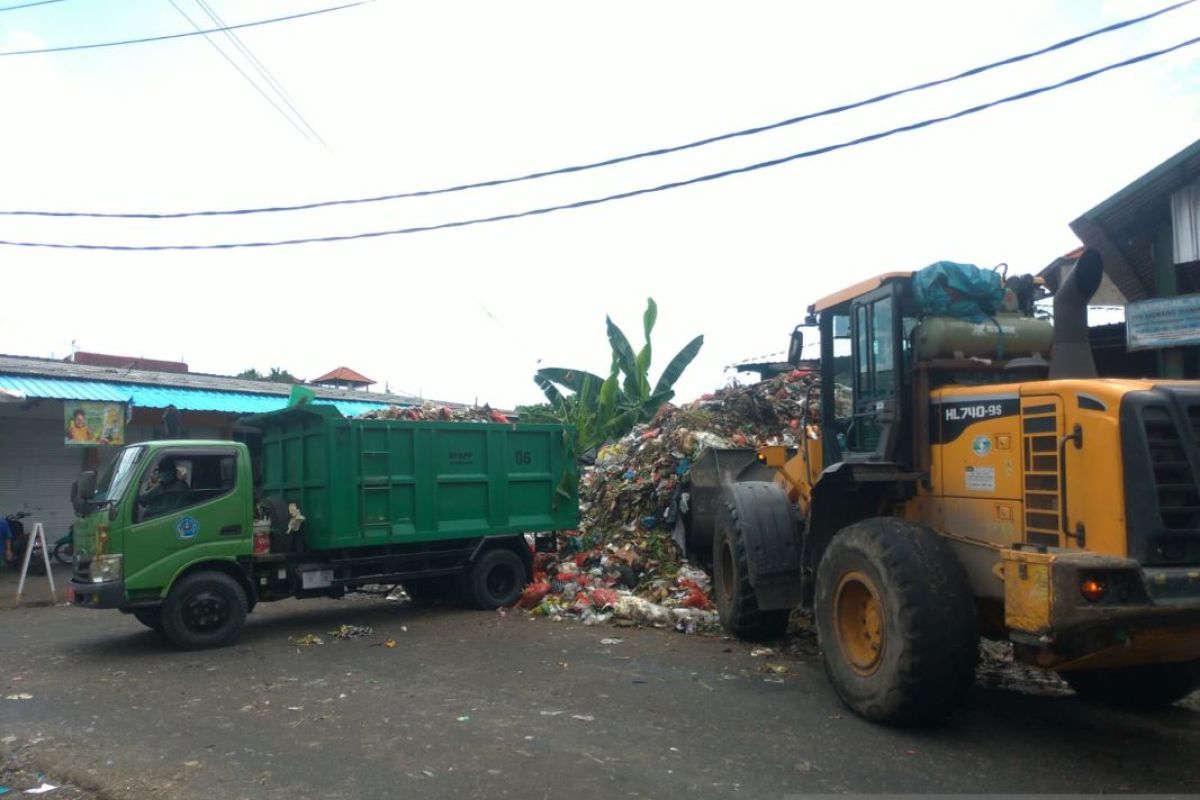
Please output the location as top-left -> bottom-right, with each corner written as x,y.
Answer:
0,375 -> 391,417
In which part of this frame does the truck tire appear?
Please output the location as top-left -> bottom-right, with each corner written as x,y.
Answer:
161,571 -> 248,650
1062,660 -> 1200,708
462,548 -> 526,610
132,608 -> 163,632
712,484 -> 791,641
814,517 -> 978,726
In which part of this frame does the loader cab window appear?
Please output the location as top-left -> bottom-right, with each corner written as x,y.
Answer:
848,289 -> 900,456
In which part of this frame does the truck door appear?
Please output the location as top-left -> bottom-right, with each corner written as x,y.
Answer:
122,447 -> 248,589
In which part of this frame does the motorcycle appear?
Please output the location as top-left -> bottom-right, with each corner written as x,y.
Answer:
3,512 -> 71,573
53,526 -> 74,565
3,511 -> 39,573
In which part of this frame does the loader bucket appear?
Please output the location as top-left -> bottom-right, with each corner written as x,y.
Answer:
678,448 -> 776,565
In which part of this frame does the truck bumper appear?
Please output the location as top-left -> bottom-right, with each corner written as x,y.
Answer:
1004,550 -> 1200,670
68,578 -> 126,610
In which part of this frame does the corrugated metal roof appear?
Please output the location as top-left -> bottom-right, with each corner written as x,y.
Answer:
0,353 -> 433,407
0,375 -> 389,417
1071,139 -> 1200,303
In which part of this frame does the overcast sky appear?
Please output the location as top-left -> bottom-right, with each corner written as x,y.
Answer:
1,0 -> 1197,408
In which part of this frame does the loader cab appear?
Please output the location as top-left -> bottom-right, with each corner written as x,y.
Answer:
812,273 -> 916,468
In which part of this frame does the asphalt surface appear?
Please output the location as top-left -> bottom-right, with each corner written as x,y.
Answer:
2,581 -> 1200,798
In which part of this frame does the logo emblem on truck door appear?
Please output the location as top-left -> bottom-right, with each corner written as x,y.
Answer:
176,515 -> 200,541
972,435 -> 992,457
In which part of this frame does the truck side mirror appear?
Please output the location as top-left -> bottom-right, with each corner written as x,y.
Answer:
78,471 -> 97,500
73,471 -> 97,515
787,326 -> 804,366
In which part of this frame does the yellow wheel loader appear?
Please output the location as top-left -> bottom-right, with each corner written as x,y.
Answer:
682,250 -> 1200,725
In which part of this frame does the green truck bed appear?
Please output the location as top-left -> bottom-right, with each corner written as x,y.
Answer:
251,406 -> 578,550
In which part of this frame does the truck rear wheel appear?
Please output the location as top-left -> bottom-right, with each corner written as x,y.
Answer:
1062,660 -> 1200,707
161,571 -> 248,650
712,483 -> 791,641
132,608 -> 163,632
815,517 -> 978,726
463,548 -> 526,609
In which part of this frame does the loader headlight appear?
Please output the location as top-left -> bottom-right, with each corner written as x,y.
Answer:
90,554 -> 123,584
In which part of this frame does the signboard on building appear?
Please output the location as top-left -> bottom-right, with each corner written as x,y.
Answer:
64,401 -> 126,446
1126,294 -> 1200,351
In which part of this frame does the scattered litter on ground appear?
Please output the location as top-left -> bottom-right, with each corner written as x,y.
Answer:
385,639 -> 397,649
288,634 -> 324,647
599,638 -> 623,645
765,664 -> 789,675
0,742 -> 94,800
975,639 -> 1071,696
3,695 -> 32,702
570,714 -> 595,722
328,624 -> 373,641
750,648 -> 774,658
456,716 -> 470,723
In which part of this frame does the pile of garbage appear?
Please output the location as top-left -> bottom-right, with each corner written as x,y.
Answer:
519,370 -> 851,633
358,403 -> 510,423
515,550 -> 719,633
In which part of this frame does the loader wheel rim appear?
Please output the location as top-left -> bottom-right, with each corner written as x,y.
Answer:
833,571 -> 885,676
719,538 -> 735,602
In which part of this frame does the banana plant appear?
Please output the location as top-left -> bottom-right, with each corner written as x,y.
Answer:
534,298 -> 703,453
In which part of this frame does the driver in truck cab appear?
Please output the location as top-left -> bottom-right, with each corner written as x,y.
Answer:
137,458 -> 189,514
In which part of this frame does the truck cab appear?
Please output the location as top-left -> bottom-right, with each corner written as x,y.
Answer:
69,441 -> 257,637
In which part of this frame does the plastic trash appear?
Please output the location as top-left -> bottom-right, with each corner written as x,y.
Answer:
289,634 -> 324,646
329,624 -> 373,640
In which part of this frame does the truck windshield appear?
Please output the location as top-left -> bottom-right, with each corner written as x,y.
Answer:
94,446 -> 147,503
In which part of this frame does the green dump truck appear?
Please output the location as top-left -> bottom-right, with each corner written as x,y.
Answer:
67,405 -> 578,649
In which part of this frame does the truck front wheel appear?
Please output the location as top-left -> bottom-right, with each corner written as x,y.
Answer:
814,518 -> 978,726
1062,660 -> 1200,707
463,548 -> 526,609
162,571 -> 248,650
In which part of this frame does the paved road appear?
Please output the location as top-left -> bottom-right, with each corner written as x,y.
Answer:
2,592 -> 1199,799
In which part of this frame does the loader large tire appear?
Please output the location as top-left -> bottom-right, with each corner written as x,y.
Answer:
815,517 -> 978,726
1063,660 -> 1200,708
712,483 -> 792,642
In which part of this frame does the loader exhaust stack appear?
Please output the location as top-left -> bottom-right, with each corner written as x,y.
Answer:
1048,248 -> 1103,380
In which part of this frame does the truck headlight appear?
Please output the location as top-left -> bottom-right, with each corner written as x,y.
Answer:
90,554 -> 123,583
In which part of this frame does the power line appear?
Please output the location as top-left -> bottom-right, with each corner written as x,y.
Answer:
3,34 -> 1195,252
0,0 -> 1191,220
165,0 -> 315,144
0,0 -> 64,12
0,1 -> 369,57
191,0 -> 329,149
